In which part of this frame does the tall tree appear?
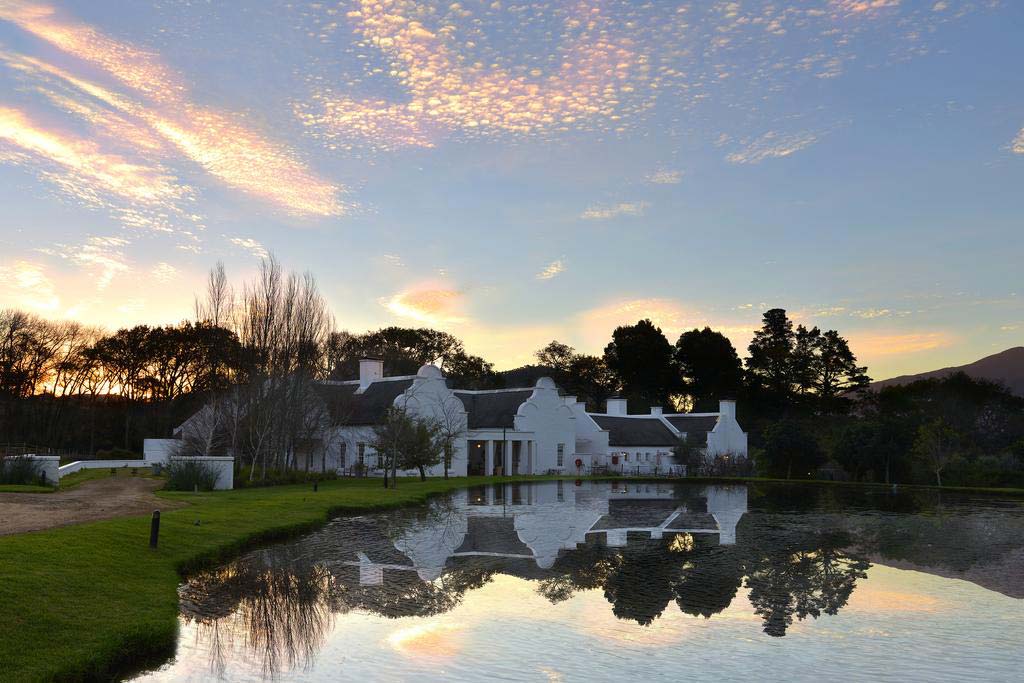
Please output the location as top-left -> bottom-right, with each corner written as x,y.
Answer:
745,308 -> 796,406
603,319 -> 681,411
674,327 -> 743,411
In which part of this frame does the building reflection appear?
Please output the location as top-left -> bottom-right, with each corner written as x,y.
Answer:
179,481 -> 877,676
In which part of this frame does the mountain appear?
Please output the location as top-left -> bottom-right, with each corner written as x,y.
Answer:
870,347 -> 1024,397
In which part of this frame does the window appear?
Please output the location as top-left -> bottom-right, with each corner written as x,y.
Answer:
339,442 -> 347,467
357,443 -> 366,466
624,453 -> 630,462
557,443 -> 565,467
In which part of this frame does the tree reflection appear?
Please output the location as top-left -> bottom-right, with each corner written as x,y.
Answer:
745,530 -> 869,637
181,559 -> 336,677
175,484 -> 914,677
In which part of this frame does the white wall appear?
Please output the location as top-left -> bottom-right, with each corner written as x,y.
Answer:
567,399 -> 610,468
397,364 -> 470,477
171,456 -> 234,490
514,377 -> 577,473
23,455 -> 59,486
144,438 -> 178,464
707,401 -> 748,458
58,459 -> 148,477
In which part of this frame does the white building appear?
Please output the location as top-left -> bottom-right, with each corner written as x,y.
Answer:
569,396 -> 748,474
290,359 -> 577,477
175,359 -> 746,478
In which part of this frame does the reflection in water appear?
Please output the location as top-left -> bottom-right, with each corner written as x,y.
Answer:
157,481 -> 1024,681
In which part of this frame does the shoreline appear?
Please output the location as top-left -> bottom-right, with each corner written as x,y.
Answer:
3,473 -> 1023,681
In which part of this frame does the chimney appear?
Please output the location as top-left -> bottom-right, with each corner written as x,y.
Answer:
359,357 -> 384,392
606,397 -> 627,416
650,406 -> 663,416
719,399 -> 736,421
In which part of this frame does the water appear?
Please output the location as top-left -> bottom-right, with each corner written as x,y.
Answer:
135,481 -> 1024,682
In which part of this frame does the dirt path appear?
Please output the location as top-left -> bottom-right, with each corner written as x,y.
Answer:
0,477 -> 185,536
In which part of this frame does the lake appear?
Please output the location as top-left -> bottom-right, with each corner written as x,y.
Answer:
134,480 -> 1024,682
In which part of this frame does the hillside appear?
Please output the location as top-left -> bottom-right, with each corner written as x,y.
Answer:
870,347 -> 1024,397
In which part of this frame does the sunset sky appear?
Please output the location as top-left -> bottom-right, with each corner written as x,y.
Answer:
1,0 -> 1021,379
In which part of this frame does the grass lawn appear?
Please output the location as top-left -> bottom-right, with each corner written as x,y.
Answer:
2,472 -> 1021,682
0,484 -> 54,493
57,466 -> 159,490
0,474 -> 583,682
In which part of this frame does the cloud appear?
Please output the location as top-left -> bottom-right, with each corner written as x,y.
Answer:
0,105 -> 187,208
1012,128 -> 1024,155
381,286 -> 466,325
0,259 -> 60,311
536,259 -> 566,281
646,170 -> 684,185
854,308 -> 892,319
228,237 -> 269,260
579,201 -> 648,220
0,2 -> 346,218
38,236 -> 131,290
849,331 -> 954,356
382,254 -> 405,267
151,262 -> 178,283
726,130 -> 821,164
296,0 -> 659,151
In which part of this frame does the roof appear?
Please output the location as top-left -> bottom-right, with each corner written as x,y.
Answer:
664,414 -> 719,442
454,389 -> 532,429
311,378 -> 414,425
590,415 -> 678,447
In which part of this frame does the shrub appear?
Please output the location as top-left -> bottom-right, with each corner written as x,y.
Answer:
0,455 -> 44,486
164,458 -> 219,491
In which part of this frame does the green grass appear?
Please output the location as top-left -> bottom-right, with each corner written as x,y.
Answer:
0,474 -> 585,682
57,466 -> 158,491
0,484 -> 54,493
3,471 -> 1022,682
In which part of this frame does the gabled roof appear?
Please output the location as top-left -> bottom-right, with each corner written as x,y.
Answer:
311,378 -> 414,426
590,415 -> 678,447
454,389 -> 533,429
664,414 -> 719,442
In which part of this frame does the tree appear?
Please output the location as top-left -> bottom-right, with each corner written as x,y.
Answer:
370,407 -> 444,485
671,435 -> 705,476
603,319 -> 681,411
746,308 -> 796,407
760,419 -> 824,479
804,329 -> 870,411
674,327 -> 743,411
832,417 -> 913,484
533,340 -> 616,410
327,327 -> 495,387
912,419 -> 960,487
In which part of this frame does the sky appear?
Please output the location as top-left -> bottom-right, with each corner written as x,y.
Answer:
1,0 -> 1022,379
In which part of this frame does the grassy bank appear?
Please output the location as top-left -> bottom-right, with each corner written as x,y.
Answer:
3,473 -> 1022,681
0,474 -> 580,682
0,484 -> 53,493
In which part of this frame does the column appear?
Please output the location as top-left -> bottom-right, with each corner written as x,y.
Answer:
485,440 -> 494,476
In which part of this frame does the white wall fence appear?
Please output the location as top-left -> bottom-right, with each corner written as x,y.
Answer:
58,459 -> 149,477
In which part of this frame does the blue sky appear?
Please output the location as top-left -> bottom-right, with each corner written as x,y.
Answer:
1,0 -> 1021,378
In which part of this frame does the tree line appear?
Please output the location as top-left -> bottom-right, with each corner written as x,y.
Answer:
2,257 -> 1022,487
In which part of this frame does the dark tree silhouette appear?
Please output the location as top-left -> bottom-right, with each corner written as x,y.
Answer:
674,327 -> 743,411
746,308 -> 796,409
760,419 -> 825,479
603,319 -> 681,412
